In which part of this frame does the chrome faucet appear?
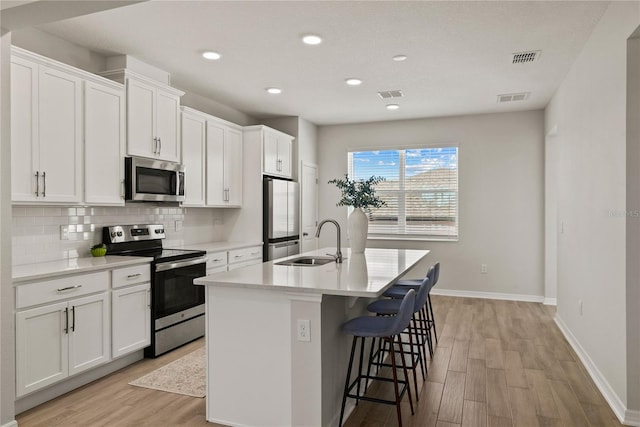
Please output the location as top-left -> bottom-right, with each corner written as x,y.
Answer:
315,219 -> 343,263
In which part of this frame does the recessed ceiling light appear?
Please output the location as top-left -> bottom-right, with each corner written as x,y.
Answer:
345,78 -> 362,86
202,51 -> 221,60
393,55 -> 407,62
302,34 -> 323,45
266,87 -> 282,94
386,104 -> 400,110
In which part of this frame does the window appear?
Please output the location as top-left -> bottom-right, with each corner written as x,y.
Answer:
348,147 -> 458,240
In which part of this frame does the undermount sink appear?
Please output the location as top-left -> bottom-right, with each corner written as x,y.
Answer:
276,256 -> 336,267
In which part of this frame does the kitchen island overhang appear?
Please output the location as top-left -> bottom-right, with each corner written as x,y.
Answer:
194,247 -> 430,427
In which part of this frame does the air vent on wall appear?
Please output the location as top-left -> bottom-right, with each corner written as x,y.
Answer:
497,92 -> 530,103
377,90 -> 404,99
512,50 -> 541,64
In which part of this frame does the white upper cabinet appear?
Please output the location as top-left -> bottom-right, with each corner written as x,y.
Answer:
247,125 -> 294,179
101,69 -> 183,163
181,108 -> 207,206
11,50 -> 83,204
84,80 -> 125,206
126,76 -> 182,162
206,118 -> 243,207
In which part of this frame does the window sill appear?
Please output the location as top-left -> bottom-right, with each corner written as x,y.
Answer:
367,235 -> 459,243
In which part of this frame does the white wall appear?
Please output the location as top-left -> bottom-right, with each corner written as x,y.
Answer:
627,33 -> 640,418
0,26 -> 16,427
318,110 -> 545,300
545,1 -> 640,420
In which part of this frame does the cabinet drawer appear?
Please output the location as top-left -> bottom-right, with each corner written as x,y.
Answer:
16,271 -> 109,309
206,251 -> 227,270
228,246 -> 262,265
112,264 -> 151,289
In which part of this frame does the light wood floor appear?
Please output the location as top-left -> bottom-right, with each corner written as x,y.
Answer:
16,296 -> 621,427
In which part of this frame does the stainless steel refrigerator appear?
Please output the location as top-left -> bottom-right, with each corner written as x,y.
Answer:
263,177 -> 300,261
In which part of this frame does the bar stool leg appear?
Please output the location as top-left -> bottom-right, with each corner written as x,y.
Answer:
339,337 -> 358,427
355,335 -> 366,405
388,336 -> 404,427
396,334 -> 415,415
407,317 -> 420,400
365,337 -> 377,389
428,294 -> 438,343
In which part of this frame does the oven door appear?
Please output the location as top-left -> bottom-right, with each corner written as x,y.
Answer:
153,256 -> 207,329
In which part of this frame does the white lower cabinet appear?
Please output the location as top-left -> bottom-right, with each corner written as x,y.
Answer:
14,263 -> 151,398
111,264 -> 151,358
112,283 -> 150,358
15,291 -> 110,397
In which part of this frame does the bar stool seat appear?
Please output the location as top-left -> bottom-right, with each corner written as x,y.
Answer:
339,289 -> 416,427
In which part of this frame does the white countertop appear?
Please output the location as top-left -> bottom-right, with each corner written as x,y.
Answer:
194,247 -> 429,297
179,241 -> 263,253
12,255 -> 153,284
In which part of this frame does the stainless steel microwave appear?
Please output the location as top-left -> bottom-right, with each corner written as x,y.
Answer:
125,157 -> 185,202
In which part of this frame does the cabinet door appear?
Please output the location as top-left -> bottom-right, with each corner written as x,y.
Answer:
112,283 -> 150,358
10,56 -> 39,203
181,112 -> 206,206
225,127 -> 243,207
127,78 -> 156,158
277,136 -> 293,178
16,301 -> 69,397
68,293 -> 110,376
206,122 -> 226,206
155,90 -> 181,162
263,129 -> 279,175
84,81 -> 125,206
38,65 -> 82,203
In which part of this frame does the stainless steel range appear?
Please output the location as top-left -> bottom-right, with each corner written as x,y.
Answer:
103,224 -> 207,357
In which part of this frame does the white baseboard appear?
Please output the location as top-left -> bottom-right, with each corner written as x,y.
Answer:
554,315 -> 638,426
1,421 -> 18,427
430,288 -> 544,303
543,297 -> 557,306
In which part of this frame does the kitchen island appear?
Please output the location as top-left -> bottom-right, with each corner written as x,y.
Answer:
194,247 -> 429,427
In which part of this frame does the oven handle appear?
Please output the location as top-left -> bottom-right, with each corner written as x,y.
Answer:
155,256 -> 208,272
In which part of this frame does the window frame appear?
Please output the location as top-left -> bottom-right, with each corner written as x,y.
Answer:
347,144 -> 459,242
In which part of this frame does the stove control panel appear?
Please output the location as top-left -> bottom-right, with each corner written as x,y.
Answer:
103,224 -> 166,244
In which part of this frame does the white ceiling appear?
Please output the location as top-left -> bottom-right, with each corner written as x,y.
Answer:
33,0 -> 609,125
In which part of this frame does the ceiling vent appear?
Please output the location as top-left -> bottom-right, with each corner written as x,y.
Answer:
497,92 -> 530,103
377,90 -> 404,99
512,50 -> 541,64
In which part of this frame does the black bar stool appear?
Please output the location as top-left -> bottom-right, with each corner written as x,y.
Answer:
339,289 -> 416,427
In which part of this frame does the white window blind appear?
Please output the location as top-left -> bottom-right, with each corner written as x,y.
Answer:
348,147 -> 458,239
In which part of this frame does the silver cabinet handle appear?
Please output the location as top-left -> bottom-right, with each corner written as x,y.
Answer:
121,180 -> 125,199
127,273 -> 142,279
42,171 -> 46,197
71,306 -> 76,332
158,137 -> 161,155
147,288 -> 151,308
303,232 -> 309,236
57,284 -> 82,292
64,307 -> 69,334
212,258 -> 224,262
234,254 -> 244,258
153,137 -> 158,154
35,171 -> 39,197
250,251 -> 260,256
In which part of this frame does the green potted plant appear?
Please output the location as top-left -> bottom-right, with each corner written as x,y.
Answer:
328,175 -> 385,253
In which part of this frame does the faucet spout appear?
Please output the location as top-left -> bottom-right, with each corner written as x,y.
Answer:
315,219 -> 343,263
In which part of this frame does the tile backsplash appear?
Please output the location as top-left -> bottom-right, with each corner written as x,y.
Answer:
12,205 -> 188,266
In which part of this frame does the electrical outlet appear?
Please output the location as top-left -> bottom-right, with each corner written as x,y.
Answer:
481,264 -> 488,274
297,319 -> 311,342
175,220 -> 183,232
